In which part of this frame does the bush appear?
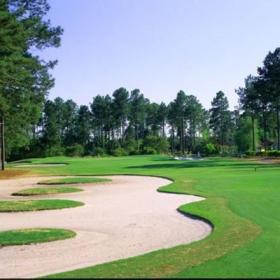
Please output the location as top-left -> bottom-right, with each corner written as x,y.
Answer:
111,147 -> 128,157
45,145 -> 65,157
142,147 -> 157,155
267,150 -> 280,157
106,139 -> 121,155
142,136 -> 169,154
123,138 -> 139,155
65,144 -> 84,157
203,143 -> 217,155
245,151 -> 257,157
92,147 -> 106,157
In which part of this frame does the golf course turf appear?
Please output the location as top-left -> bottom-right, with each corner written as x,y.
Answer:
12,187 -> 83,196
0,228 -> 76,246
37,177 -> 111,185
0,199 -> 84,212
8,155 -> 280,278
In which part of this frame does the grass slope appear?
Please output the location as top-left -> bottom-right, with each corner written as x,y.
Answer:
8,155 -> 280,278
13,187 -> 82,196
0,228 -> 75,246
0,199 -> 84,212
38,177 -> 110,185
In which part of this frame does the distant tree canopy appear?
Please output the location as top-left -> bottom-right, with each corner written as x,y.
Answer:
2,1 -> 280,159
237,48 -> 280,153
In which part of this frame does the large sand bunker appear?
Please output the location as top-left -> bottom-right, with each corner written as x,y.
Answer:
0,175 -> 212,278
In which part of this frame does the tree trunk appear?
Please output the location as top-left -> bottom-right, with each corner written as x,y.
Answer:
171,127 -> 174,154
180,119 -> 184,154
0,116 -> 5,171
263,110 -> 267,151
251,116 -> 256,152
277,106 -> 280,150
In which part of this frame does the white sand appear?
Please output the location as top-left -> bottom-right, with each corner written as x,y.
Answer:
0,175 -> 212,278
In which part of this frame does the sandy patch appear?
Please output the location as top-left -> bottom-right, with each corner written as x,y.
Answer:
0,175 -> 212,278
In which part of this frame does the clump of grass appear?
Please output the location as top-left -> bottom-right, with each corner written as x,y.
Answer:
12,187 -> 83,196
38,177 -> 110,185
0,228 -> 76,246
0,199 -> 84,212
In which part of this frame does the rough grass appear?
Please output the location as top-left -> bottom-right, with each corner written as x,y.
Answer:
0,228 -> 76,246
8,155 -> 280,278
0,199 -> 84,212
0,169 -> 29,179
38,177 -> 111,185
12,187 -> 83,196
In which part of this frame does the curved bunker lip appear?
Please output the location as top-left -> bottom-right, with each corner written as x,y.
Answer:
0,175 -> 212,278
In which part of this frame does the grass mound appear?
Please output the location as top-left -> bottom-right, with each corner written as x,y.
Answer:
0,228 -> 76,246
12,187 -> 82,196
0,199 -> 84,212
38,177 -> 110,185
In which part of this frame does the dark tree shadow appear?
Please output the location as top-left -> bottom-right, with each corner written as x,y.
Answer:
127,159 -> 280,170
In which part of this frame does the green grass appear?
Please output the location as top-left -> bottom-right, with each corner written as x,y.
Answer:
12,187 -> 83,196
0,199 -> 84,212
8,155 -> 280,278
0,228 -> 76,246
38,177 -> 110,185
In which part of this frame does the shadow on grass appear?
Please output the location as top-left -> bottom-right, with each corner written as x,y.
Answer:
127,160 -> 280,170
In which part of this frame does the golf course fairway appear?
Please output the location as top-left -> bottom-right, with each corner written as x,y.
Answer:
5,155 -> 280,278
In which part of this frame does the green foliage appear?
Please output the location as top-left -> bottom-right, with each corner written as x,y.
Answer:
65,144 -> 84,157
209,91 -> 233,146
92,147 -> 106,157
205,143 -> 217,155
122,138 -> 139,155
235,116 -> 258,152
45,145 -> 65,157
112,147 -> 128,157
0,0 -> 63,157
254,150 -> 280,157
142,135 -> 169,154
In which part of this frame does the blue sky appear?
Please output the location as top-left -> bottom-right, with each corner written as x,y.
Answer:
42,0 -> 280,109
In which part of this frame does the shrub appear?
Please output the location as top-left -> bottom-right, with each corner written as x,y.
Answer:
205,143 -> 217,155
106,139 -> 121,155
142,147 -> 157,155
92,147 -> 106,157
267,150 -> 280,157
112,147 -> 128,157
65,144 -> 84,157
45,145 -> 65,157
142,136 -> 169,154
123,138 -> 139,155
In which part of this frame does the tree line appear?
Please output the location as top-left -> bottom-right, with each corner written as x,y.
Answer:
6,87 -> 260,159
1,0 -> 280,161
